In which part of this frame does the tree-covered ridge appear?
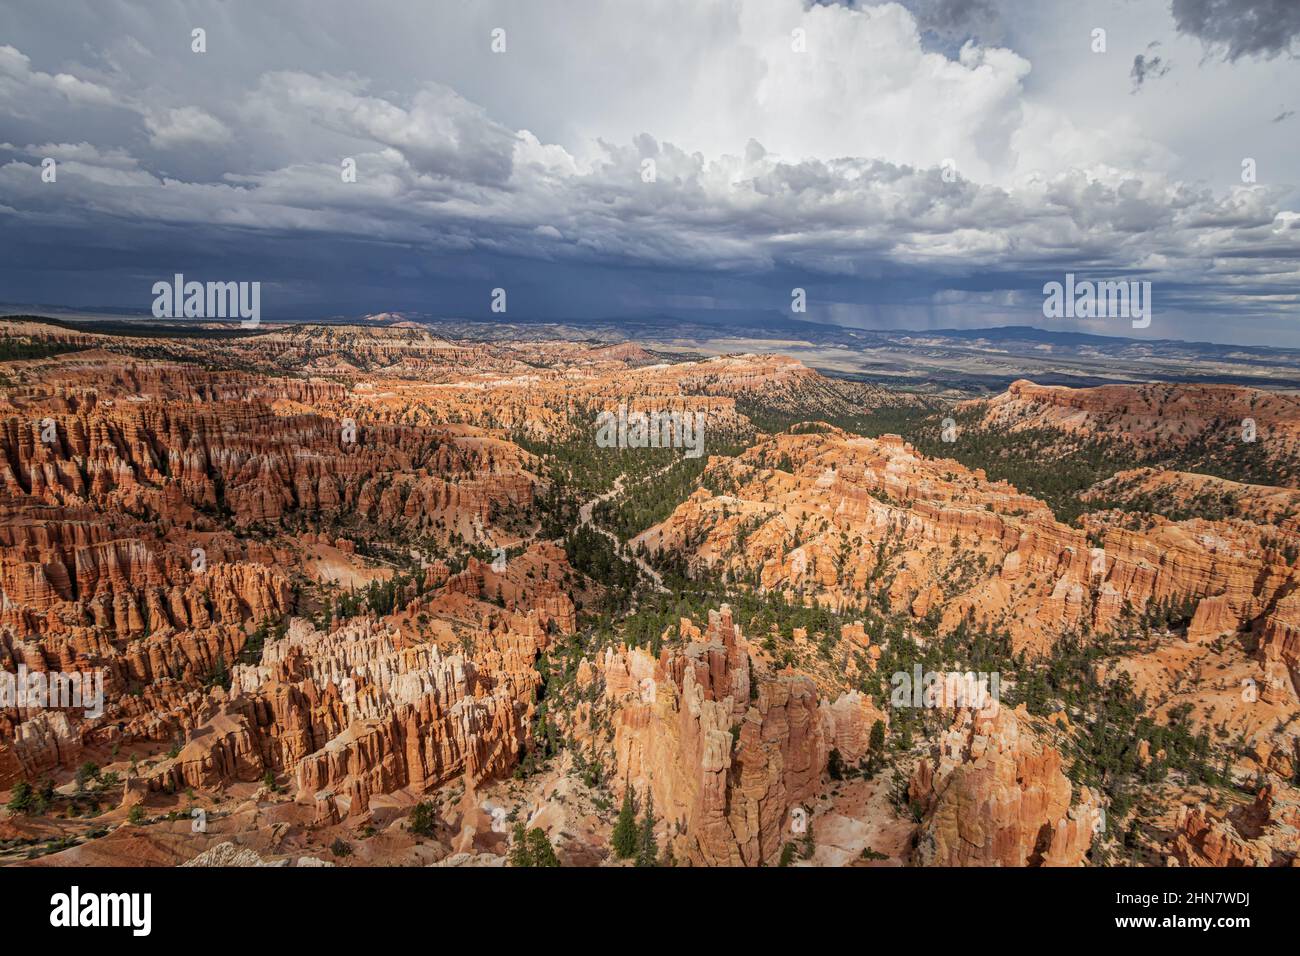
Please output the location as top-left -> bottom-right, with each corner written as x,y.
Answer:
843,400 -> 1295,525
0,338 -> 83,362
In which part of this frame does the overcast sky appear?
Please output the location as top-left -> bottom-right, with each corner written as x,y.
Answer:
1,0 -> 1299,345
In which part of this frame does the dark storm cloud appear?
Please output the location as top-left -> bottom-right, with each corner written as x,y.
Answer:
910,0 -> 998,32
896,0 -> 1006,50
1131,43 -> 1172,90
1172,0 -> 1300,61
0,0 -> 1297,345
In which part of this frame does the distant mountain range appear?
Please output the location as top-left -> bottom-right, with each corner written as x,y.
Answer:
7,308 -> 1300,393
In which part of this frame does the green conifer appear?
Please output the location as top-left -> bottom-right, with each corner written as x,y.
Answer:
612,784 -> 638,858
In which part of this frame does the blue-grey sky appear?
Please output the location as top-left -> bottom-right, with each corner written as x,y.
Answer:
1,0 -> 1299,344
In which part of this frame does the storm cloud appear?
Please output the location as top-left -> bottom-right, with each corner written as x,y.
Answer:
1,0 -> 1298,344
1173,0 -> 1300,61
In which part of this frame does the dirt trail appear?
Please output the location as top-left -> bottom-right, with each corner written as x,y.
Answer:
577,468 -> 673,593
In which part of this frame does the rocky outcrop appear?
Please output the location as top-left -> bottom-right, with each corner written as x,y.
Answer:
0,711 -> 82,787
182,841 -> 334,867
1260,593 -> 1300,705
595,605 -> 872,866
819,690 -> 887,764
909,705 -> 1102,867
442,544 -> 576,634
637,426 -> 1300,658
144,616 -> 542,821
1165,785 -> 1300,868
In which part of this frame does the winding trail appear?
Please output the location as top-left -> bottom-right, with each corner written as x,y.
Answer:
576,466 -> 675,593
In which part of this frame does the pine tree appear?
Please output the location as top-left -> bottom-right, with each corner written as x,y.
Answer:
509,821 -> 532,867
635,790 -> 658,867
526,828 -> 561,867
75,762 -> 100,792
612,785 -> 638,859
869,719 -> 886,755
5,781 -> 33,814
37,776 -> 55,809
408,800 -> 436,838
827,748 -> 845,781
